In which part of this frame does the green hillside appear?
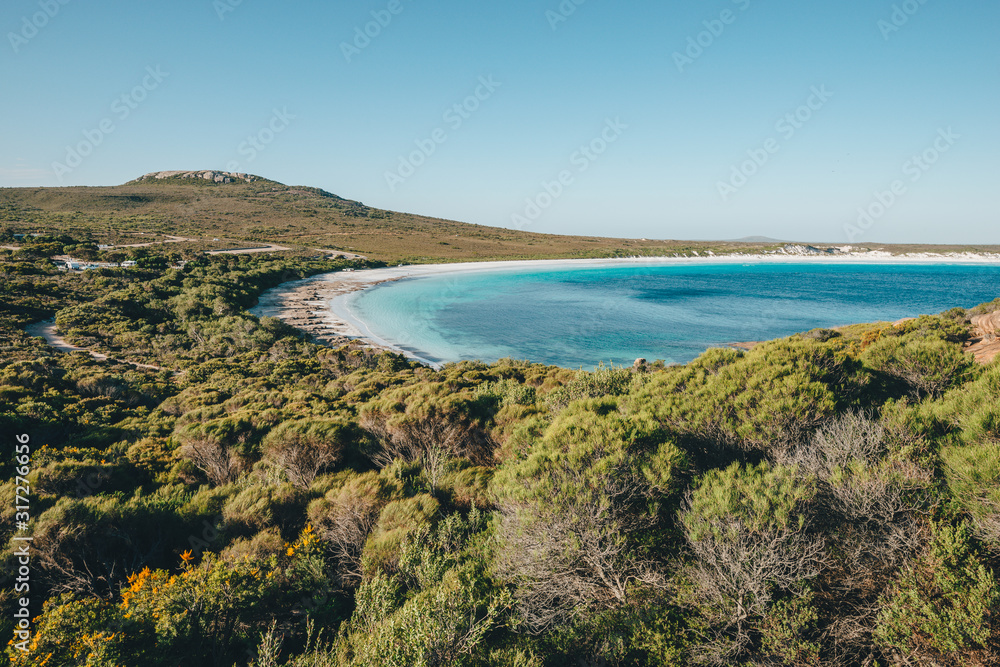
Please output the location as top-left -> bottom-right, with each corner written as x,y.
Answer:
4,172 -> 997,264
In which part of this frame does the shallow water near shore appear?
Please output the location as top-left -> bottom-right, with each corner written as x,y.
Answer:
343,262 -> 1000,368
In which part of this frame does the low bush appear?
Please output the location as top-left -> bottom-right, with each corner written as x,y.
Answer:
876,522 -> 1000,666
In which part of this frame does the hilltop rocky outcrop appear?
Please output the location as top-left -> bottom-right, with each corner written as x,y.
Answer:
130,170 -> 261,184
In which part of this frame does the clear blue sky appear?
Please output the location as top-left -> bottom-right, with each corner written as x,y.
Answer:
2,0 -> 997,244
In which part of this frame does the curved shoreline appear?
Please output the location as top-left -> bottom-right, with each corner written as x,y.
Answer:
251,252 -> 1000,365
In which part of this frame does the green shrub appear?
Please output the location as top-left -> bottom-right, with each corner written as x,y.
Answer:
798,327 -> 841,342
629,338 -> 864,452
543,594 -> 690,667
334,511 -> 510,667
863,335 -> 976,399
893,314 -> 970,343
967,297 -> 1000,318
359,382 -> 496,467
942,441 -> 1000,545
875,522 -> 999,664
6,594 -> 157,667
30,493 -> 188,597
308,471 -> 403,587
262,417 -> 355,487
492,399 -> 684,631
439,462 -> 494,509
682,462 -> 816,541
222,481 -> 309,539
679,463 -> 824,665
926,362 -> 1000,445
362,494 -> 440,575
474,377 -> 537,409
544,363 -> 635,412
758,591 -> 821,665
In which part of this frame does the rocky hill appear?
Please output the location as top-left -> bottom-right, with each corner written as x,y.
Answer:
129,170 -> 264,184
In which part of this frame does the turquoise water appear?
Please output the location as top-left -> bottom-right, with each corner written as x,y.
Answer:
345,262 -> 1000,368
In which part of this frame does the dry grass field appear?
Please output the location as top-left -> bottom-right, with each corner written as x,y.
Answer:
2,173 -> 997,263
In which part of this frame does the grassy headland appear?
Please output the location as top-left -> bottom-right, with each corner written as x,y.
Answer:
5,172 -> 998,264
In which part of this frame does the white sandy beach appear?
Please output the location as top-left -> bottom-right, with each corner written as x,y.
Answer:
249,250 -> 1000,362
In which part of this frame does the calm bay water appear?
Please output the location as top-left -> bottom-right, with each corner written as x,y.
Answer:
345,262 -> 1000,368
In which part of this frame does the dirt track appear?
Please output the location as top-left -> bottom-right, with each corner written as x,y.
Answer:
206,243 -> 291,255
25,320 -> 174,373
114,234 -> 196,248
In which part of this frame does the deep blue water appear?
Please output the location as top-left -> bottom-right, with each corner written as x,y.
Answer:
344,262 -> 1000,368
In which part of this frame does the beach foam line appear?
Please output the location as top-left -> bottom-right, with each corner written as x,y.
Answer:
333,250 -> 1000,292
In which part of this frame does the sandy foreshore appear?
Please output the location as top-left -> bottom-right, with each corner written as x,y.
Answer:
249,272 -> 396,351
249,251 -> 1000,361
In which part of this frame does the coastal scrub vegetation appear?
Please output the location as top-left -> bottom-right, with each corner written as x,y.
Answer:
2,241 -> 1000,666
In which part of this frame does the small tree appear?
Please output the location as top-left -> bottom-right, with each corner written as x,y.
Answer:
359,391 -> 495,468
262,418 -> 348,487
179,433 -> 240,486
782,411 -> 930,541
309,472 -> 400,587
493,400 -> 681,632
778,412 -> 932,661
678,463 -> 826,665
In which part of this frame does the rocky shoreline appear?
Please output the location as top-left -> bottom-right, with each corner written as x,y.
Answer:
967,312 -> 1000,364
